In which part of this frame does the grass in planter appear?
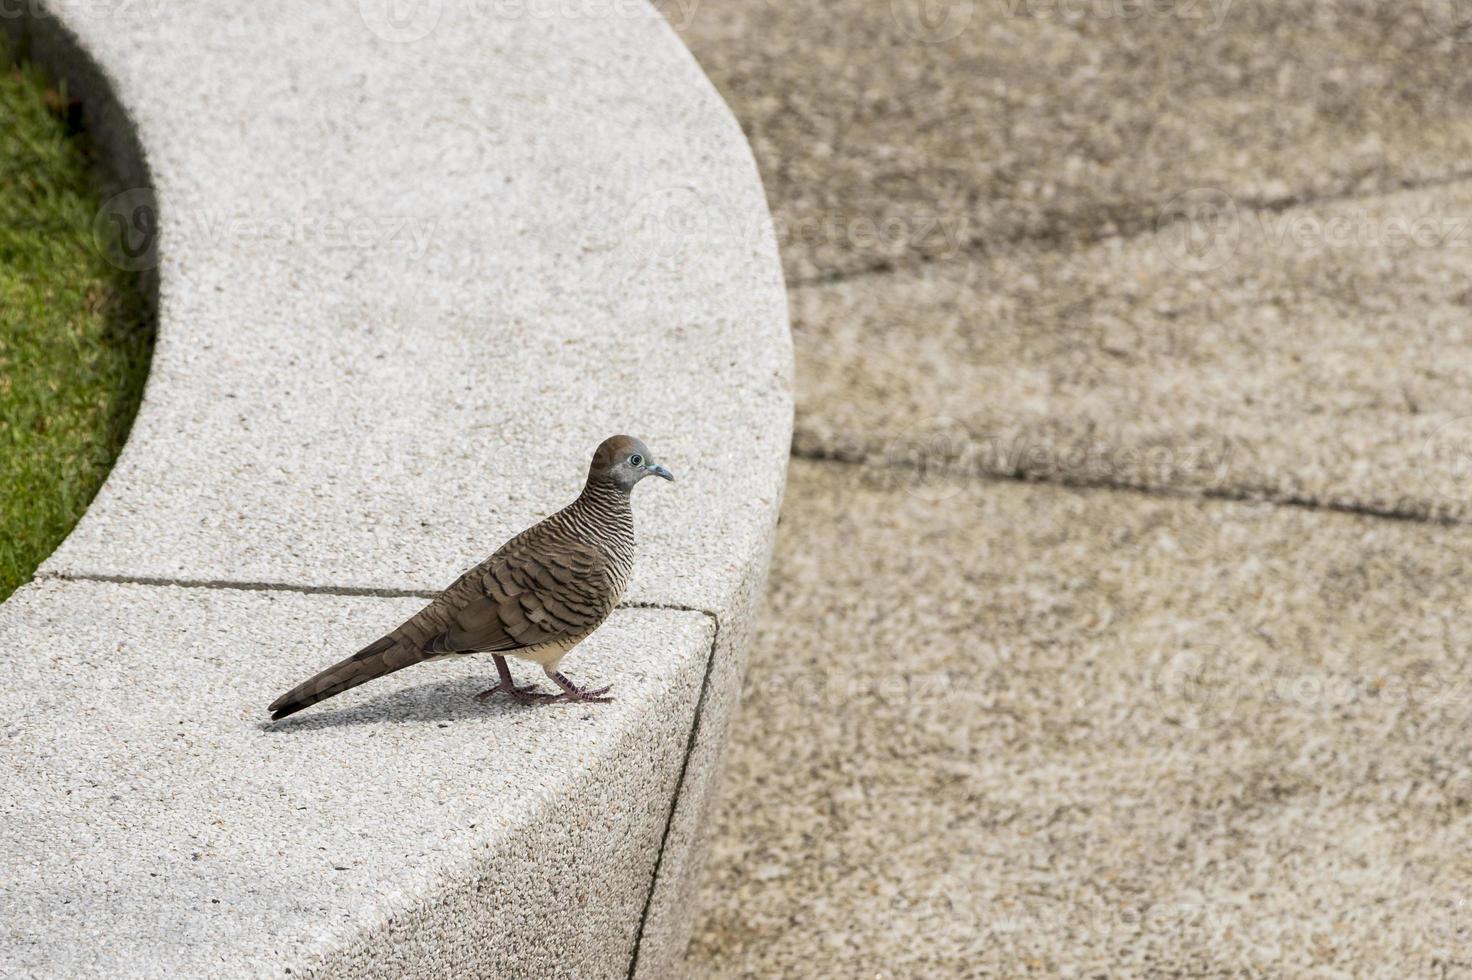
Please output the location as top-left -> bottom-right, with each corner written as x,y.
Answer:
0,40 -> 152,601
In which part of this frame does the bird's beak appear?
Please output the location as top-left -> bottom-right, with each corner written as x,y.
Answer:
648,463 -> 675,482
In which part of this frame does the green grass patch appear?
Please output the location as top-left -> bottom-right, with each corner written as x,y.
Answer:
0,39 -> 152,601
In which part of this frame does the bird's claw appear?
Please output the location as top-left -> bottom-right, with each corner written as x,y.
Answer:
474,682 -> 554,704
547,684 -> 613,704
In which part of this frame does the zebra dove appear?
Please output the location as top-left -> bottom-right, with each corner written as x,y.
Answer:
268,435 -> 673,720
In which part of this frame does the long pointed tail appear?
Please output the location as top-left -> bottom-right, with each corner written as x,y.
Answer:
268,635 -> 428,721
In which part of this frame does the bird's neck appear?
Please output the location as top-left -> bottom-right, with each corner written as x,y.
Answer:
570,479 -> 636,570
577,477 -> 633,517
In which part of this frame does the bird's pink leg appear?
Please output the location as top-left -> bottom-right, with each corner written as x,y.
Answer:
474,655 -> 553,704
544,670 -> 613,704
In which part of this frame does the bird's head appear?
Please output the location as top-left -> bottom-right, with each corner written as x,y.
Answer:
588,434 -> 674,493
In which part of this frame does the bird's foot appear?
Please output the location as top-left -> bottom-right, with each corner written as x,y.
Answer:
473,681 -> 553,705
546,685 -> 613,704
545,672 -> 614,704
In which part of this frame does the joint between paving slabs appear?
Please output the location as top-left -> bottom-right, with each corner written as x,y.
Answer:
31,568 -> 724,980
788,445 -> 1462,528
788,164 -> 1472,290
36,570 -> 725,615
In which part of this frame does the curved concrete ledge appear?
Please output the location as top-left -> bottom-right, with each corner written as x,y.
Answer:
0,2 -> 790,976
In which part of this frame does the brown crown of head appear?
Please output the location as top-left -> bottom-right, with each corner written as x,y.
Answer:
587,434 -> 673,491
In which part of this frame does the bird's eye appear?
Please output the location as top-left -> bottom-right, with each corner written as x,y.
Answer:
628,454 -> 643,467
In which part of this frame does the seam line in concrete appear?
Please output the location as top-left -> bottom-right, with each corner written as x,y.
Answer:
37,573 -> 725,976
623,601 -> 721,980
38,570 -> 443,600
790,446 -> 1459,528
788,166 -> 1472,290
38,571 -> 726,616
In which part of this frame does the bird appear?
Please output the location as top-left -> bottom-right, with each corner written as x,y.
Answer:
267,435 -> 673,721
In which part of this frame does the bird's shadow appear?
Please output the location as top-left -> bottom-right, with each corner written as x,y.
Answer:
258,675 -> 544,733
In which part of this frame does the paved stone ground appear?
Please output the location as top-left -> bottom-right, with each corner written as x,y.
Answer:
2,1 -> 789,973
666,0 -> 1472,974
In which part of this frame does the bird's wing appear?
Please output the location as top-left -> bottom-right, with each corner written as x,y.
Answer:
420,537 -> 614,654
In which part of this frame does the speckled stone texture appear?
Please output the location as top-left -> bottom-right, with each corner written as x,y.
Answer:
669,0 -> 1472,522
24,1 -> 791,612
2,0 -> 790,975
789,182 -> 1472,521
628,559 -> 769,978
688,461 -> 1472,977
0,581 -> 711,978
662,1 -> 1472,974
669,0 -> 1472,283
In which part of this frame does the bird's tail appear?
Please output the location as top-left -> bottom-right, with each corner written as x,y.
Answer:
268,635 -> 427,721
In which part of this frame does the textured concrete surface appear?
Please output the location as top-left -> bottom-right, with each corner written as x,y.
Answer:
26,1 -> 791,615
662,0 -> 1472,974
670,0 -> 1472,524
790,181 -> 1472,521
689,461 -> 1472,977
628,557 -> 767,977
669,0 -> 1472,282
0,580 -> 711,978
3,0 -> 789,974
